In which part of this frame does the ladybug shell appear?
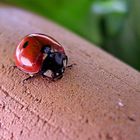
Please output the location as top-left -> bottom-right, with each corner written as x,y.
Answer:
15,33 -> 65,74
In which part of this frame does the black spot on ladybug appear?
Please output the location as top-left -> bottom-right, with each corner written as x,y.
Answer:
41,45 -> 51,53
22,64 -> 26,67
23,41 -> 29,48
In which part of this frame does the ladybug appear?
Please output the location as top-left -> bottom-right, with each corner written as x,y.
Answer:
14,33 -> 72,81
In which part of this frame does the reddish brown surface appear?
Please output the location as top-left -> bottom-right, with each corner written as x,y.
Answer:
0,7 -> 140,140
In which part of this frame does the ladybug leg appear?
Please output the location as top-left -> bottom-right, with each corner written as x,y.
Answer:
63,55 -> 76,69
23,75 -> 34,83
52,74 -> 63,81
9,65 -> 17,69
66,63 -> 76,69
41,74 -> 52,80
12,65 -> 17,68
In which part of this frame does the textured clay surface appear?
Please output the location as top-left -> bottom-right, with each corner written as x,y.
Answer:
0,7 -> 140,140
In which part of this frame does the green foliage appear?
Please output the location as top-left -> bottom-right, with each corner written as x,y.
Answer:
1,0 -> 93,40
92,0 -> 127,14
1,0 -> 140,70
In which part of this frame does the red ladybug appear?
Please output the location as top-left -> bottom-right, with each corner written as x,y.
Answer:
15,33 -> 69,81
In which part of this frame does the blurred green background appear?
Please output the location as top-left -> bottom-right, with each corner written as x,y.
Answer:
1,0 -> 140,71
